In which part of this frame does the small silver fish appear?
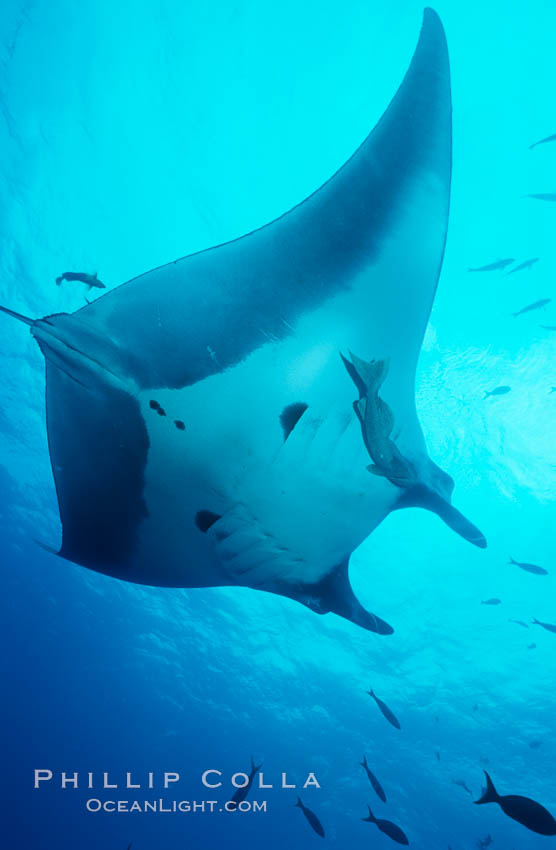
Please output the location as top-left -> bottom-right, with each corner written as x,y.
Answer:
529,132 -> 556,150
295,797 -> 325,838
483,386 -> 511,399
362,806 -> 409,845
474,771 -> 556,836
532,618 -> 556,634
526,193 -> 556,202
506,257 -> 539,275
468,258 -> 515,272
367,687 -> 401,729
512,298 -> 551,318
509,557 -> 548,576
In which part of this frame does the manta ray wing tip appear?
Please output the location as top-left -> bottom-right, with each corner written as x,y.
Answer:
422,7 -> 443,29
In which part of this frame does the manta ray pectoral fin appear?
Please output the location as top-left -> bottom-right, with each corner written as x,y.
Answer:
397,485 -> 487,549
287,562 -> 394,635
69,6 -> 452,406
43,361 -> 150,569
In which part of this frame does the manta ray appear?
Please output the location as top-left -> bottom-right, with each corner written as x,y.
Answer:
1,9 -> 485,635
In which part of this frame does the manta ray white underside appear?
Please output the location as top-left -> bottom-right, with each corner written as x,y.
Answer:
1,8 -> 485,635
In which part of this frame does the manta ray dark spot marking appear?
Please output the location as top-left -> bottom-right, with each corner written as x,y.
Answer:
174,419 -> 186,431
195,510 -> 222,533
280,402 -> 308,440
148,398 -> 166,416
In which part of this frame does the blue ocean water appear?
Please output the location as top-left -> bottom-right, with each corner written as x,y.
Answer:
1,1 -> 555,848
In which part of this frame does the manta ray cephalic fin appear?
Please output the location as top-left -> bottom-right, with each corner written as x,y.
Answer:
396,485 -> 487,548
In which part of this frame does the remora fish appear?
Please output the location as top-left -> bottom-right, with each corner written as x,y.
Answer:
345,352 -> 486,546
367,688 -> 401,729
483,386 -> 510,399
294,797 -> 325,838
0,11 -> 484,635
362,805 -> 409,845
474,771 -> 556,836
509,557 -> 547,575
512,298 -> 551,318
360,755 -> 387,802
468,259 -> 515,272
55,271 -> 106,290
345,354 -> 418,488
